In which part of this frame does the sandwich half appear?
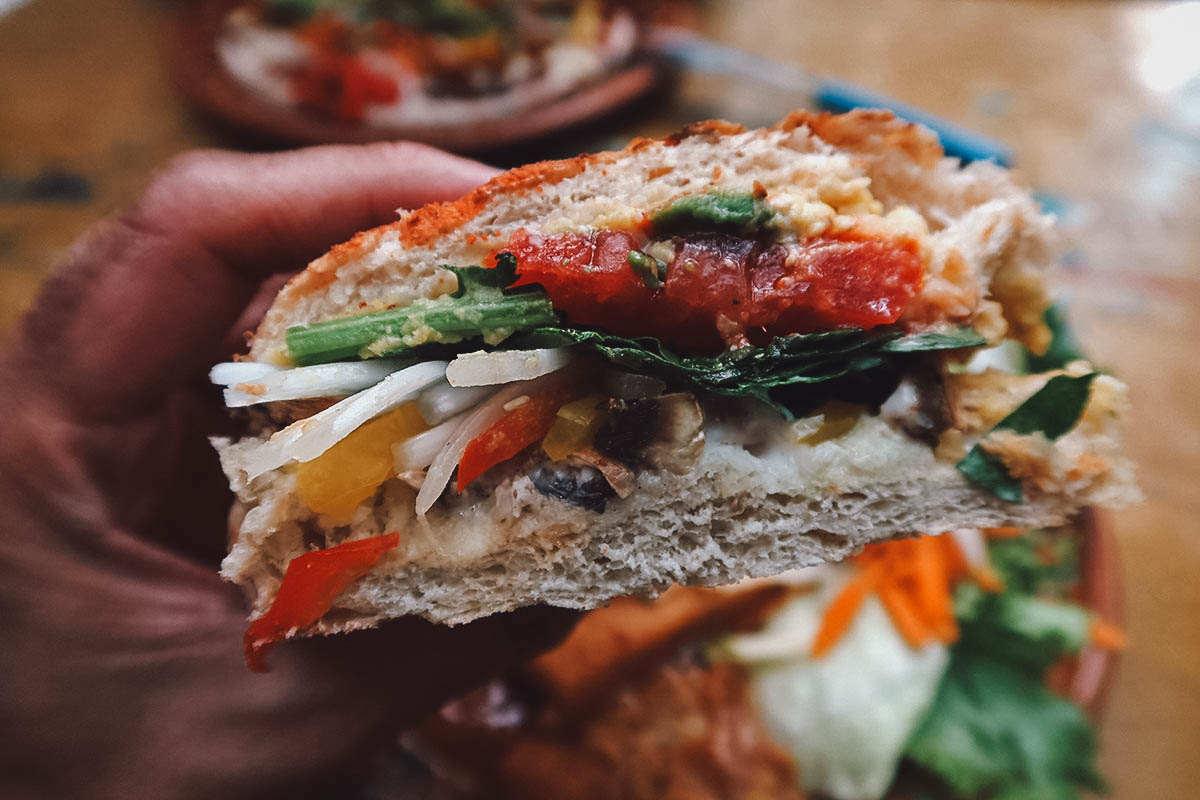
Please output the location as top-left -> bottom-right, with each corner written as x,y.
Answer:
211,110 -> 1136,664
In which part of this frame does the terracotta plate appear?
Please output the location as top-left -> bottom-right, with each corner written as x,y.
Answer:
164,0 -> 661,152
1064,507 -> 1122,717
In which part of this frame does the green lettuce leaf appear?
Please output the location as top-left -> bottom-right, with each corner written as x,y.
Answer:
904,653 -> 1105,800
988,528 -> 1082,596
954,584 -> 1091,671
960,528 -> 1092,671
956,373 -> 1098,502
903,527 -> 1104,799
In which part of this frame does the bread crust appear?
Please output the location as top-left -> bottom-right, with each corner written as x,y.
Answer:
275,110 -> 935,305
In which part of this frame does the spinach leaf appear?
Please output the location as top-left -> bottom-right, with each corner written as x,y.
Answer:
443,250 -> 522,294
956,373 -> 1098,502
510,325 -> 986,419
956,448 -> 1024,502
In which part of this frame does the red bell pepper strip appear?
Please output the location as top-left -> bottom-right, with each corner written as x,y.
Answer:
456,378 -> 577,492
243,532 -> 400,672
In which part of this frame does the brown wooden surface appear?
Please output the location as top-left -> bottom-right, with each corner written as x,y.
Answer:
2,0 -> 1198,797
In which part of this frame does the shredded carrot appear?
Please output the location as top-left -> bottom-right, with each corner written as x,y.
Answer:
877,581 -> 932,648
929,609 -> 960,644
810,566 -> 876,657
813,535 -> 958,655
914,538 -> 959,643
811,531 -> 1021,657
1089,618 -> 1127,650
911,537 -> 950,619
937,533 -> 969,581
968,563 -> 1007,593
983,526 -> 1024,539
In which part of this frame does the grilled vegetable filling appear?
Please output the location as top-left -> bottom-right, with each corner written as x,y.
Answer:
218,187 -> 1094,526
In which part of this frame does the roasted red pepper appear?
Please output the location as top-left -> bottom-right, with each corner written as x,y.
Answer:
500,229 -> 923,351
457,374 -> 578,492
244,532 -> 400,671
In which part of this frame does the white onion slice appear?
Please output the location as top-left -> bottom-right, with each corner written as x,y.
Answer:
393,410 -> 470,472
243,361 -> 447,479
949,528 -> 988,565
415,376 -> 552,517
209,361 -> 284,386
417,380 -> 492,426
221,359 -> 409,407
445,347 -> 572,387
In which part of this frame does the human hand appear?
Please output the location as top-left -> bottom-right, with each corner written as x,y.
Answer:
0,144 -> 577,800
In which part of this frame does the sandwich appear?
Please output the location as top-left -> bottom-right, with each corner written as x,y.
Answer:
406,521 -> 1122,800
216,0 -> 639,127
210,109 -> 1137,669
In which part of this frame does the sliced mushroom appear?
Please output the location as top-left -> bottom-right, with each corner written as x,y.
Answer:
594,393 -> 705,475
530,464 -> 616,512
880,363 -> 953,446
570,448 -> 637,498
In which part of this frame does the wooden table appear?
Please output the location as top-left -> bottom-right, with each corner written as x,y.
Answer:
2,0 -> 1198,796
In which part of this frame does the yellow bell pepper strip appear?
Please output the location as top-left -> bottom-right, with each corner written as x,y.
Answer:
295,403 -> 427,520
541,394 -> 608,461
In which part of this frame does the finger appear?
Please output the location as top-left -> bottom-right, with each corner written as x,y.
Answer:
0,476 -> 577,799
220,271 -> 298,358
8,144 -> 498,416
132,142 -> 499,278
282,606 -> 580,723
230,606 -> 580,795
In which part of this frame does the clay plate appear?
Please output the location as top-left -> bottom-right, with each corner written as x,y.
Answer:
1062,507 -> 1122,717
164,0 -> 661,152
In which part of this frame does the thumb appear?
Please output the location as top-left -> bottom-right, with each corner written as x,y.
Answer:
8,143 -> 499,417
